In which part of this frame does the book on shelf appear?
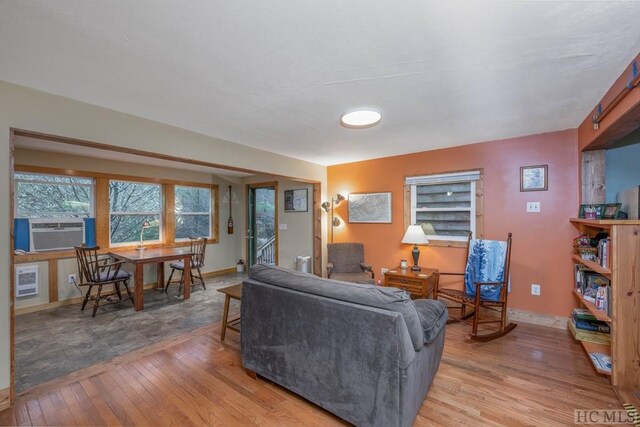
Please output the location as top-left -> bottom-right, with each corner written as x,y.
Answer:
572,308 -> 597,321
571,309 -> 611,333
596,237 -> 611,269
569,318 -> 611,344
574,264 -> 590,292
588,352 -> 612,374
576,271 -> 612,317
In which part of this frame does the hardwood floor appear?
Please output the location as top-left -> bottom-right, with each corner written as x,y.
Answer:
0,319 -> 620,426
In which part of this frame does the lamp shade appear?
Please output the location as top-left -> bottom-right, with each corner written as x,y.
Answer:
401,225 -> 429,245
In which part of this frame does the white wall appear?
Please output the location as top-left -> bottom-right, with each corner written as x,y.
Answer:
278,181 -> 314,271
241,175 -> 315,271
0,80 -> 327,395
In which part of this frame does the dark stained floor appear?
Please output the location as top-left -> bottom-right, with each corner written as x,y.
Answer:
15,273 -> 245,392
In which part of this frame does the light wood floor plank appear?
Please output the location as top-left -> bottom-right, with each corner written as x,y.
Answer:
1,320 -> 621,426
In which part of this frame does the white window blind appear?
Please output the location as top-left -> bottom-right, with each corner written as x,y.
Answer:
406,171 -> 480,241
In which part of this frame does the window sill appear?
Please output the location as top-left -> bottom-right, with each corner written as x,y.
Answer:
14,239 -> 219,263
426,239 -> 469,248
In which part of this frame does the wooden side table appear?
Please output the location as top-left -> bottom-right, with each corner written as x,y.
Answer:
383,267 -> 439,299
217,283 -> 242,342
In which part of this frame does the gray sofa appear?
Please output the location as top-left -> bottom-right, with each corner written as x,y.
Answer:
241,264 -> 447,427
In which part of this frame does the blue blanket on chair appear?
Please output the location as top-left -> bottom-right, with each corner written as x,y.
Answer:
464,239 -> 507,302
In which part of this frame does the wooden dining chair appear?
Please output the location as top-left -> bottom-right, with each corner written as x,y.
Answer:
434,232 -> 516,341
74,245 -> 134,317
165,237 -> 208,295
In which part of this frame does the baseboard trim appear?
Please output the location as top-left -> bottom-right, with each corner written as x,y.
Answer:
15,267 -> 239,316
202,267 -> 238,278
508,308 -> 568,330
0,387 -> 10,411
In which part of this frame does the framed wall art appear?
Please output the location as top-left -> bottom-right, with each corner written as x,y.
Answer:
520,164 -> 548,192
284,189 -> 308,212
348,192 -> 392,223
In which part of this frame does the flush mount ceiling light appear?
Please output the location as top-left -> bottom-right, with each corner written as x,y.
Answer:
340,109 -> 382,129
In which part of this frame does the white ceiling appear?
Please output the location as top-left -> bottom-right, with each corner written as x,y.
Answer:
14,136 -> 255,178
1,1 -> 639,166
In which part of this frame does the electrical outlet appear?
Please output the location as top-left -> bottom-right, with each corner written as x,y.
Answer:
531,284 -> 541,296
526,202 -> 541,213
68,273 -> 77,284
381,267 -> 389,275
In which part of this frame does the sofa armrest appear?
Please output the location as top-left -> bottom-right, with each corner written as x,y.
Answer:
413,299 -> 447,344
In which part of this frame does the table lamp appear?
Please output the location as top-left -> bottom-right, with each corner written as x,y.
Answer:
402,225 -> 430,271
137,220 -> 151,251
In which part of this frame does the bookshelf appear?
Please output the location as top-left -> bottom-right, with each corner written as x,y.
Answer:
572,255 -> 611,278
570,218 -> 640,408
572,289 -> 612,323
580,341 -> 611,376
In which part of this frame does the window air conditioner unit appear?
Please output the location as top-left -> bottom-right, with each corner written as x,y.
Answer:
29,219 -> 85,252
16,265 -> 38,297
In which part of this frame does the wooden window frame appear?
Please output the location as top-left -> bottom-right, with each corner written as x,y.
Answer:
13,165 -> 219,261
13,171 -> 95,219
403,169 -> 484,248
108,179 -> 164,247
173,185 -> 215,242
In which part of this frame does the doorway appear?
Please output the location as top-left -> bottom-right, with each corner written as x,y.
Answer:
247,182 -> 278,267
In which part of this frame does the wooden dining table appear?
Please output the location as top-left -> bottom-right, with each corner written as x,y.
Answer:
108,247 -> 194,311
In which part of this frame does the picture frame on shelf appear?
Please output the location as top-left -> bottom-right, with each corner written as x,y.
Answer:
284,189 -> 308,212
348,192 -> 392,223
520,164 -> 548,192
601,203 -> 621,219
579,204 -> 605,219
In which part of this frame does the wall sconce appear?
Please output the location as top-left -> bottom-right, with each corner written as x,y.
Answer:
322,193 -> 345,242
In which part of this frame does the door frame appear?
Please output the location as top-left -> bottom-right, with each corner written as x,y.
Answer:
6,129 -> 323,406
246,181 -> 279,267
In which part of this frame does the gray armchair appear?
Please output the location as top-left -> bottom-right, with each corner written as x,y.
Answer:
327,242 -> 375,284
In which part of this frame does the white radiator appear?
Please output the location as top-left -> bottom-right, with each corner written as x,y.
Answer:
15,265 -> 38,297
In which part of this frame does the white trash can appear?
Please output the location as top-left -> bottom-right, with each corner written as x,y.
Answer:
296,256 -> 311,274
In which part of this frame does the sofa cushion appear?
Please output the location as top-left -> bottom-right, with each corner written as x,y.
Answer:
98,269 -> 130,282
249,264 -> 424,351
413,299 -> 448,344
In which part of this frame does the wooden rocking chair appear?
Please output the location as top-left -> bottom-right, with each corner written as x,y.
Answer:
434,232 -> 516,341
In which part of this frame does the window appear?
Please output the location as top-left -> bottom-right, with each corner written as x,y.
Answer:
14,172 -> 94,218
406,171 -> 481,242
175,186 -> 212,240
109,180 -> 162,245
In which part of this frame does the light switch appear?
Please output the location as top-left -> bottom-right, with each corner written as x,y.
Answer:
526,202 -> 541,213
279,223 -> 288,230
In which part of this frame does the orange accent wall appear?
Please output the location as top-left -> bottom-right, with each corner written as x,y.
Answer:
328,129 -> 579,317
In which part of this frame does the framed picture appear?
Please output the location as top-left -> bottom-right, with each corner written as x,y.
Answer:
284,189 -> 308,212
348,192 -> 392,223
520,165 -> 548,192
579,204 -> 605,219
602,203 -> 621,219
